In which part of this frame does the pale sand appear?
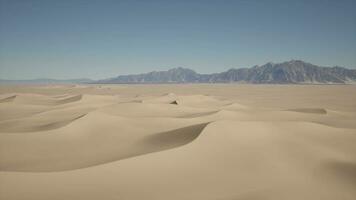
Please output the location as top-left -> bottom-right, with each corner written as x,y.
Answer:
0,84 -> 355,200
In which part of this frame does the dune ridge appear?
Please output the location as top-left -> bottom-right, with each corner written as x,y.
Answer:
0,114 -> 211,172
0,113 -> 87,133
12,93 -> 83,105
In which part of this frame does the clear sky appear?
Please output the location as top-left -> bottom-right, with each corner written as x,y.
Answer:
1,0 -> 355,80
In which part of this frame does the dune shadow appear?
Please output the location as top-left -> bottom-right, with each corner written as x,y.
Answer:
141,122 -> 210,149
0,95 -> 16,103
321,160 -> 356,186
285,108 -> 327,114
55,94 -> 82,105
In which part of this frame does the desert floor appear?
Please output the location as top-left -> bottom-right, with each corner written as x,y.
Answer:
0,84 -> 355,200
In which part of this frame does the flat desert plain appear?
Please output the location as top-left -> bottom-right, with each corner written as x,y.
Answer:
0,84 -> 356,200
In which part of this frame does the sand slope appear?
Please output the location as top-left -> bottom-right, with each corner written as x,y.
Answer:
0,84 -> 355,200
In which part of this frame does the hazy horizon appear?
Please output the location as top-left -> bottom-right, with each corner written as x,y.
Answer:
1,0 -> 356,80
0,59 -> 355,81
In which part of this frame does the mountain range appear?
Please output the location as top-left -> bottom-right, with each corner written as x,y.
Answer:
1,60 -> 356,84
96,60 -> 356,84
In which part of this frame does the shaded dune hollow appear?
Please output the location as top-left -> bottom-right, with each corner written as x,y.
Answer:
139,122 -> 209,150
286,108 -> 328,114
0,95 -> 16,103
55,94 -> 83,105
320,160 -> 356,186
170,100 -> 179,105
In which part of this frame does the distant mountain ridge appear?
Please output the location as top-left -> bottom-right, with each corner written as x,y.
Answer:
96,60 -> 356,84
2,60 -> 355,84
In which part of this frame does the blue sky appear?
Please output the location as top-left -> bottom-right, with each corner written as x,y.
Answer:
1,0 -> 355,79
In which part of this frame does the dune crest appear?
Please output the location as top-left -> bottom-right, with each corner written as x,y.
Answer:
0,113 -> 87,133
12,94 -> 83,106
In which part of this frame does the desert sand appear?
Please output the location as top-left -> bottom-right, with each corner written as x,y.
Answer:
0,84 -> 355,200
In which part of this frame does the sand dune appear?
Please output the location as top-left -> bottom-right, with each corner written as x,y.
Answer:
97,102 -> 218,118
176,94 -> 232,108
0,121 -> 355,200
0,84 -> 355,199
0,103 -> 49,121
141,93 -> 178,104
0,110 -> 211,171
0,111 -> 87,133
